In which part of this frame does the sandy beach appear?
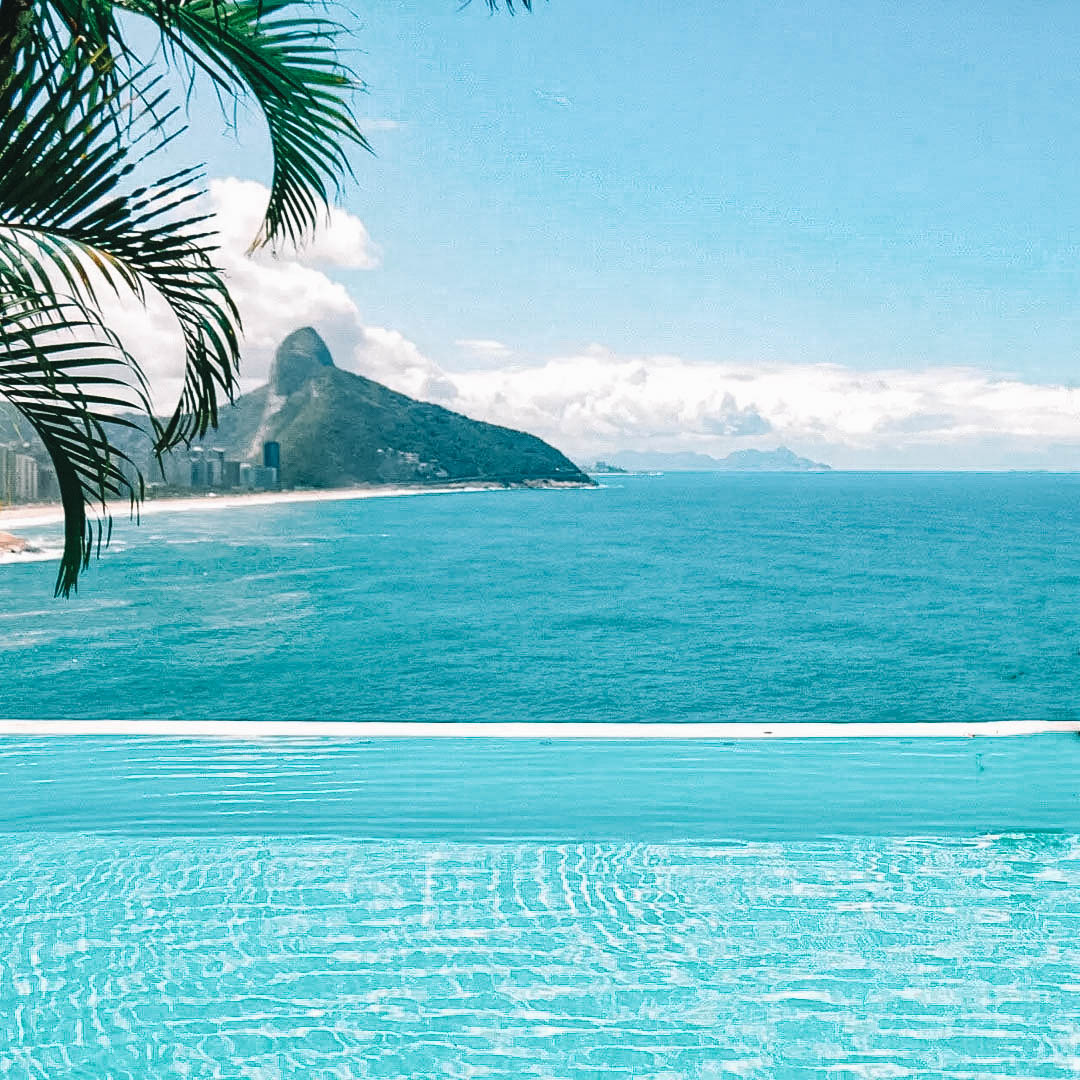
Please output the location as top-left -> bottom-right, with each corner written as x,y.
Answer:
0,482 -> 517,532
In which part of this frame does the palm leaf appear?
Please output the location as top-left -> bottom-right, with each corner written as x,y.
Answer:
35,0 -> 368,251
0,289 -> 153,596
0,0 -> 533,595
121,0 -> 369,250
27,0 -> 530,250
0,62 -> 241,455
0,60 -> 239,591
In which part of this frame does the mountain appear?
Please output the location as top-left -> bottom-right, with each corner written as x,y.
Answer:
609,447 -> 831,472
182,328 -> 592,488
716,447 -> 831,471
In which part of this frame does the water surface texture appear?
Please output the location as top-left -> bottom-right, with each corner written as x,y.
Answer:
3,736 -> 1080,839
3,473 -> 1080,723
5,475 -> 1080,1075
3,736 -> 1080,1076
3,830 -> 1080,1078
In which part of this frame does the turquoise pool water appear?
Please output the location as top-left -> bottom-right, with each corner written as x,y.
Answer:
6,831 -> 1080,1078
3,736 -> 1080,1076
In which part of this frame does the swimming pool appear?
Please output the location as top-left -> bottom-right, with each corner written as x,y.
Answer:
3,732 -> 1079,1077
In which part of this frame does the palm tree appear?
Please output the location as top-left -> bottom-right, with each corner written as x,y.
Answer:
0,0 -> 530,595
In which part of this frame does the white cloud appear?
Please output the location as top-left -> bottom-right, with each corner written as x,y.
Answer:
455,338 -> 513,359
442,351 -> 1080,468
211,177 -> 381,270
99,175 -> 1080,469
101,177 -> 430,412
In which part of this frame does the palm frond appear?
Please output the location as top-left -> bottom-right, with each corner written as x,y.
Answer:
0,290 -> 153,596
0,59 -> 240,590
0,0 -> 528,595
0,61 -> 241,454
38,0 -> 368,251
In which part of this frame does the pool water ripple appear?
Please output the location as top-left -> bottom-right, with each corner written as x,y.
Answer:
2,834 -> 1079,1078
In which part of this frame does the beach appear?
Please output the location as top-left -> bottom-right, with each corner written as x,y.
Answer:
0,481 -> 527,532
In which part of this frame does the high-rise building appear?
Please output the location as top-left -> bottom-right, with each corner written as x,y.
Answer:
263,441 -> 280,472
239,463 -> 278,490
190,446 -> 207,488
0,449 -> 11,503
0,447 -> 39,503
188,448 -> 259,490
253,466 -> 278,489
206,448 -> 226,488
221,460 -> 241,489
16,455 -> 37,501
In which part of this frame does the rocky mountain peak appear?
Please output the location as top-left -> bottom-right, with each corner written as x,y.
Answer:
270,327 -> 335,396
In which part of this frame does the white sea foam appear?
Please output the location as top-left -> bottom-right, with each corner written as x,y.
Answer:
0,544 -> 66,566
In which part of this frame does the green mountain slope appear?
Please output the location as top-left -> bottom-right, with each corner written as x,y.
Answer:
200,327 -> 592,488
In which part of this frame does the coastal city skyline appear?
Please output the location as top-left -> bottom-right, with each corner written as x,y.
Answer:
0,440 -> 281,506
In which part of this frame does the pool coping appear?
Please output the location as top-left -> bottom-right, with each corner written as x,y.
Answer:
0,720 -> 1076,738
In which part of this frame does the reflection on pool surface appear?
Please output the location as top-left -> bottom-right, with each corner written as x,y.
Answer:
4,833 -> 1080,1078
2,736 -> 1080,1077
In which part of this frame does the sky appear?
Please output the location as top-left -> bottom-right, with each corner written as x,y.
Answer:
119,0 -> 1080,468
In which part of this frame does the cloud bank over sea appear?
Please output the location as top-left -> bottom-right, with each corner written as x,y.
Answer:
111,178 -> 1080,471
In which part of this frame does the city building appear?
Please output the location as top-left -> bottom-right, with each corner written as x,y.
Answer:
221,459 -> 241,489
206,448 -> 225,488
13,452 -> 37,501
239,463 -> 279,490
188,445 -> 278,492
0,446 -> 39,503
189,446 -> 207,488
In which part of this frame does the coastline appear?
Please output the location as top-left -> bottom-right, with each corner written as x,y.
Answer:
0,479 -> 590,532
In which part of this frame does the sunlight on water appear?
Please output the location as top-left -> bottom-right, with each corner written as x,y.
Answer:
2,736 -> 1080,1075
3,833 -> 1079,1078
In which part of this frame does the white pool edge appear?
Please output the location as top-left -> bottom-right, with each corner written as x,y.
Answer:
0,720 -> 1075,739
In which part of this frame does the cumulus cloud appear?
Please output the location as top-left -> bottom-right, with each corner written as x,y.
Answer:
100,177 -> 442,412
211,178 -> 381,270
443,352 -> 1080,468
454,338 -> 513,361
100,175 -> 1080,469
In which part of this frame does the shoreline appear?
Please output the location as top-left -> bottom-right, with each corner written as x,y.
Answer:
0,480 -> 590,532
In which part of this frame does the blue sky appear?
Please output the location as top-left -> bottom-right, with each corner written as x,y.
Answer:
131,1 -> 1080,466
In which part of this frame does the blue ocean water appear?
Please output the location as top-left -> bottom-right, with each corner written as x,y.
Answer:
3,472 -> 1080,723
5,474 -> 1080,1076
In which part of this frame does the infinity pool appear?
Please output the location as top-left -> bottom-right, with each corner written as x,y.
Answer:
3,735 -> 1079,1077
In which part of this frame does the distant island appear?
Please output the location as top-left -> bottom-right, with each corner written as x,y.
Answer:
589,460 -> 630,474
607,447 -> 831,472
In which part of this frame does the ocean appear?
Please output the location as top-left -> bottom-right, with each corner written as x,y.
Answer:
3,471 -> 1080,724
3,473 -> 1080,1077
